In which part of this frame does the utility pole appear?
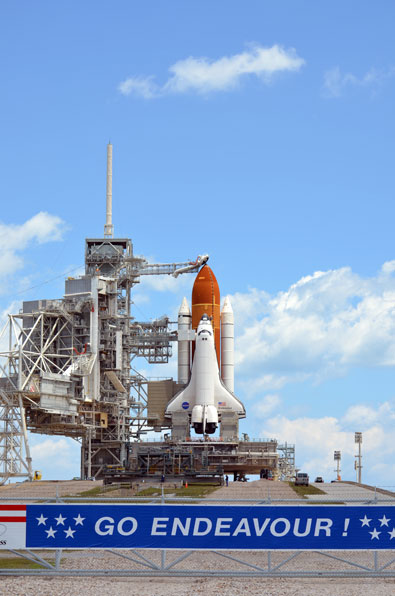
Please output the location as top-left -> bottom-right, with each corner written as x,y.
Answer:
334,450 -> 341,481
355,432 -> 362,484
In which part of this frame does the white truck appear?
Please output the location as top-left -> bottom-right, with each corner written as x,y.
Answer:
295,472 -> 309,486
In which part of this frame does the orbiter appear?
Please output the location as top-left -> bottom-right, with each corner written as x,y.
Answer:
165,265 -> 245,435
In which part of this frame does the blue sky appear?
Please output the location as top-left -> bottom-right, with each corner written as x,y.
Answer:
1,1 -> 395,485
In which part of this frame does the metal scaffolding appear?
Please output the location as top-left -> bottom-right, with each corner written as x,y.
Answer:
277,443 -> 296,481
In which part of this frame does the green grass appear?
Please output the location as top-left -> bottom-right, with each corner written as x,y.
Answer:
288,482 -> 327,498
41,481 -> 218,503
76,485 -> 120,497
137,483 -> 218,499
0,556 -> 53,569
56,485 -> 121,501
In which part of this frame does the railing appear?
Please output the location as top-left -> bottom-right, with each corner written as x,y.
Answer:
0,488 -> 394,578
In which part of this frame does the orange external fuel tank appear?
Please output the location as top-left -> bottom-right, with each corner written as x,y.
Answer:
191,265 -> 221,364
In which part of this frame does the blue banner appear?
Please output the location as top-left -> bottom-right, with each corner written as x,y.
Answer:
26,505 -> 395,550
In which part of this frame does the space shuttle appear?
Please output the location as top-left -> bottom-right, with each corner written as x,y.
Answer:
165,265 -> 245,435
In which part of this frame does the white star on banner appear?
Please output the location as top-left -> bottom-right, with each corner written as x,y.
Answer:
36,514 -> 47,526
388,528 -> 395,540
64,526 -> 76,539
55,514 -> 67,526
369,528 -> 381,540
45,526 -> 57,539
73,514 -> 85,526
378,515 -> 391,527
360,515 -> 372,527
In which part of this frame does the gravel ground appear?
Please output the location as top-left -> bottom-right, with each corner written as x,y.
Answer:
0,479 -> 394,595
1,575 -> 395,595
306,482 -> 395,503
0,480 -> 104,502
210,478 -> 301,502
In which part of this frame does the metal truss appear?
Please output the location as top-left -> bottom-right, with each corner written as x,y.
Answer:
277,442 -> 296,481
0,390 -> 32,484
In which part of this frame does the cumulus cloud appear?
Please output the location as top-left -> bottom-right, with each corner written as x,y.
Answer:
0,212 -> 65,278
323,65 -> 395,98
232,262 -> 395,392
261,401 -> 395,486
30,436 -> 80,479
118,44 -> 305,98
342,402 -> 395,427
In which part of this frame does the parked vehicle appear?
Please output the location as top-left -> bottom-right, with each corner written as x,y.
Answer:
314,476 -> 324,483
295,472 -> 309,486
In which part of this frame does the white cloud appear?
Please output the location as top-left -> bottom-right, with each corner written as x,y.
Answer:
30,436 -> 80,479
118,76 -> 157,99
262,400 -> 395,486
139,272 -> 192,294
30,437 -> 72,460
253,393 -> 281,417
381,260 -> 395,275
0,212 -> 65,278
119,44 -> 305,98
323,65 -> 395,98
232,262 -> 395,392
237,373 -> 301,397
342,402 -> 395,427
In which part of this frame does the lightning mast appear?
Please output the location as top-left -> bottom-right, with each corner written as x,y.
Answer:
104,142 -> 114,238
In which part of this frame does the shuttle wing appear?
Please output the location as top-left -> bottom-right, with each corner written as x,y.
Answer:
214,374 -> 246,417
165,373 -> 245,417
166,384 -> 195,414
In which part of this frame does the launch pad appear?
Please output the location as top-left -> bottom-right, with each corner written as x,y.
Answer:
0,144 -> 295,484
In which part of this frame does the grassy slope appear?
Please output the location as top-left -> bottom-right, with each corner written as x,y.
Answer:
288,483 -> 327,498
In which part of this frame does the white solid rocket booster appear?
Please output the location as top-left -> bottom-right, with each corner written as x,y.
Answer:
177,297 -> 191,384
220,296 -> 234,393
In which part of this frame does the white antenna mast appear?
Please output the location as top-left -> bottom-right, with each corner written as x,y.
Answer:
104,142 -> 114,238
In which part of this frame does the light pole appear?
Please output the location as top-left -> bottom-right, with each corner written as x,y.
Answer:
334,450 -> 341,481
355,432 -> 362,484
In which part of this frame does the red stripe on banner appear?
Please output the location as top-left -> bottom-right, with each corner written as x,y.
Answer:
0,505 -> 26,511
0,516 -> 26,522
